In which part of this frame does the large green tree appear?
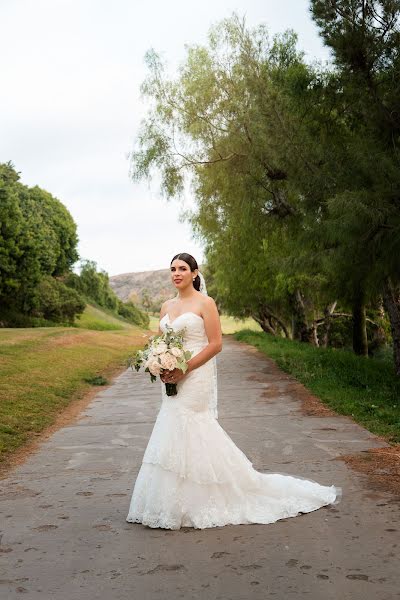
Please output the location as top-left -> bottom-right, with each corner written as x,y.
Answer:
130,12 -> 398,368
0,162 -> 79,316
0,163 -> 25,300
309,0 -> 400,370
131,16 -> 357,343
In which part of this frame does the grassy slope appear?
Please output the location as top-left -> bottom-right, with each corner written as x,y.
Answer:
0,307 -> 147,462
75,303 -> 128,330
235,330 -> 400,443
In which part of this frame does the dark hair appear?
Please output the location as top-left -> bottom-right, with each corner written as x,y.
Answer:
170,252 -> 200,291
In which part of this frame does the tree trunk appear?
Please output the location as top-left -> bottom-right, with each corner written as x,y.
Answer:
368,298 -> 387,356
291,289 -> 319,345
309,321 -> 319,346
292,289 -> 308,342
321,301 -> 337,348
253,309 -> 277,336
352,292 -> 368,356
253,306 -> 289,337
383,278 -> 400,376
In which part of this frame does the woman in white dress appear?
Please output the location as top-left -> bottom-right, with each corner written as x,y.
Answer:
126,252 -> 341,530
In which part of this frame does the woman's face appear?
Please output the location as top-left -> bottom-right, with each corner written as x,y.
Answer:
170,259 -> 197,291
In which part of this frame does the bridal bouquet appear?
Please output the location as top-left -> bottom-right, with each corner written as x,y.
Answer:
130,325 -> 193,396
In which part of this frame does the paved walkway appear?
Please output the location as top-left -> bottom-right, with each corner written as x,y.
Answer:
0,337 -> 399,599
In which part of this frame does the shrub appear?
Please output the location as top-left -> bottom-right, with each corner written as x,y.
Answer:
30,276 -> 85,324
117,300 -> 150,328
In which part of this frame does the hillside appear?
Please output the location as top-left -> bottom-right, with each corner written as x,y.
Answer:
110,269 -> 263,335
109,265 -> 210,307
109,268 -> 175,304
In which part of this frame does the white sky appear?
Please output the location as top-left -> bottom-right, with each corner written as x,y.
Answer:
0,0 -> 329,276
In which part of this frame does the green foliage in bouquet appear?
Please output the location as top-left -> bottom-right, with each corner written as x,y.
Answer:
128,325 -> 193,394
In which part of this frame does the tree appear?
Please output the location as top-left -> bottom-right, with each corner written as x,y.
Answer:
310,0 -> 400,369
27,186 -> 79,275
31,276 -> 85,324
131,11 -> 396,364
0,163 -> 25,299
0,163 -> 80,315
130,15 -> 359,345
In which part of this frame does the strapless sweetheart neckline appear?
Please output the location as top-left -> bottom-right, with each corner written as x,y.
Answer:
162,311 -> 203,325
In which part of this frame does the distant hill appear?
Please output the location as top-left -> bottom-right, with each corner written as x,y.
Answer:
110,265 -> 206,309
109,268 -> 175,306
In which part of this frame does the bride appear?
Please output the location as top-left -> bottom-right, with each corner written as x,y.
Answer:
126,252 -> 341,529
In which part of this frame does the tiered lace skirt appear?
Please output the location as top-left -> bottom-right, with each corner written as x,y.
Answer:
126,399 -> 341,530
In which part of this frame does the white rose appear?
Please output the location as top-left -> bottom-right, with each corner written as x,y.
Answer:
170,347 -> 183,358
147,359 -> 162,376
154,341 -> 168,354
159,352 -> 178,371
144,352 -> 155,367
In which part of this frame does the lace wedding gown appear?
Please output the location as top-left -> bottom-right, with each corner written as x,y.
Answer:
126,312 -> 341,530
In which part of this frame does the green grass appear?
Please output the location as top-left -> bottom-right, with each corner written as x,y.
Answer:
235,329 -> 400,443
0,314 -> 148,464
220,315 -> 262,334
74,304 -> 129,330
148,314 -> 159,332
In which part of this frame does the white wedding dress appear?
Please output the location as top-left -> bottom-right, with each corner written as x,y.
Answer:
126,312 -> 341,530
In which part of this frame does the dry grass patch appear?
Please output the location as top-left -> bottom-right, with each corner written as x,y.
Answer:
337,445 -> 400,497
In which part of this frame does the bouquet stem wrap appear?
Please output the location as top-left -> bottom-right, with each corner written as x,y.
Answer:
165,382 -> 178,396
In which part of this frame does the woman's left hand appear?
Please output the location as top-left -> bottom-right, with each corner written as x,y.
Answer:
162,368 -> 186,384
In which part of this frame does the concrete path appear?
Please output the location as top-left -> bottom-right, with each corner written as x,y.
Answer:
0,337 -> 399,599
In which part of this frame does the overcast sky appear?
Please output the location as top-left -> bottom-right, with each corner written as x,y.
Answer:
0,0 -> 329,276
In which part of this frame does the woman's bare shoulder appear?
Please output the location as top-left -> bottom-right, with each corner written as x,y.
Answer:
199,294 -> 218,314
160,298 -> 174,317
202,294 -> 217,307
161,297 -> 180,313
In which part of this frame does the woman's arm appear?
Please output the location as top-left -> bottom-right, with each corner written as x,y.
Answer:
186,297 -> 222,373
